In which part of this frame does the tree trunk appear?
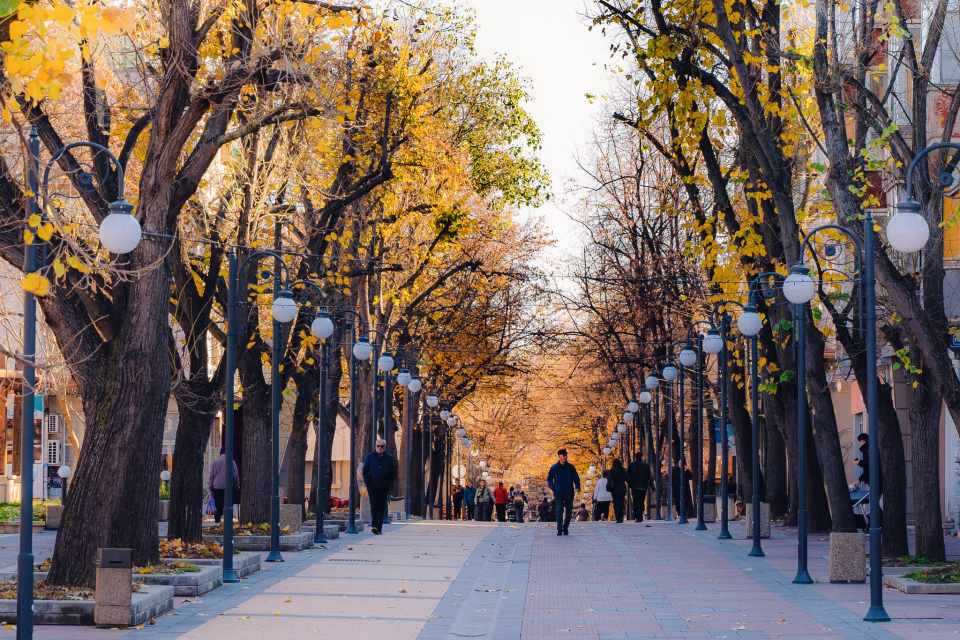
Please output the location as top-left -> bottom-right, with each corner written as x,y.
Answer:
287,373 -> 317,519
309,344 -> 343,515
763,398 -> 789,519
47,250 -> 173,586
706,403 -> 717,496
910,346 -> 946,561
804,309 -> 856,533
167,397 -> 217,542
237,347 -> 271,524
726,351 -> 753,501
804,414 -> 833,533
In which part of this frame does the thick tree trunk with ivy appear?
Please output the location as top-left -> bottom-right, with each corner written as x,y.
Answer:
762,404 -> 788,519
286,372 -> 318,519
910,344 -> 946,561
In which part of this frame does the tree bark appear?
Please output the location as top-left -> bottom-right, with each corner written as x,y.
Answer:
46,240 -> 173,586
286,372 -> 318,519
910,344 -> 947,561
763,397 -> 789,519
167,397 -> 217,542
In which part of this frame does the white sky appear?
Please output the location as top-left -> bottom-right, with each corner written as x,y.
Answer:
460,0 -> 614,261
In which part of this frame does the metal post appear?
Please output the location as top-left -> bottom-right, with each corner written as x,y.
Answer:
666,381 -> 673,521
646,402 -> 653,521
372,342 -> 379,452
793,300 -> 812,582
695,333 -> 707,530
404,387 -> 412,519
749,332 -> 764,556
653,390 -> 662,521
222,251 -> 240,580
266,261 -> 284,562
382,365 -> 392,526
314,339 -> 329,545
17,127 -> 41,640
718,313 -> 732,539
863,212 -> 890,621
421,404 -> 427,519
678,361 -> 688,525
428,418 -> 434,520
346,323 -> 359,534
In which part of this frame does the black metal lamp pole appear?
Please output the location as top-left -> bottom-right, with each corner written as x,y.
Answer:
694,332 -> 706,531
314,333 -> 329,545
718,313 -> 731,539
19,129 -> 140,639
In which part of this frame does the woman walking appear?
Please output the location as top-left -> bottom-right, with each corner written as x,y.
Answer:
607,458 -> 629,523
592,470 -> 613,521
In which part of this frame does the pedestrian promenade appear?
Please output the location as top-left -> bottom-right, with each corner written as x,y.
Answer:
0,520 -> 956,639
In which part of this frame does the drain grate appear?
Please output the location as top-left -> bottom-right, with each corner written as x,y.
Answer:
326,558 -> 381,562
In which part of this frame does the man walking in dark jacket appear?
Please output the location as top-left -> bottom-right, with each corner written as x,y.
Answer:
627,451 -> 651,522
362,439 -> 397,535
547,449 -> 581,535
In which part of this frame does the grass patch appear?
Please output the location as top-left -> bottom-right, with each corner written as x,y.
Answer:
883,555 -> 949,567
135,561 -> 200,575
903,562 -> 960,584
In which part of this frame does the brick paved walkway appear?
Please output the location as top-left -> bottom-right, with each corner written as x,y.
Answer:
0,520 -> 955,639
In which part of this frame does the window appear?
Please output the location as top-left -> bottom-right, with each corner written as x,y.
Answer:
941,12 -> 960,84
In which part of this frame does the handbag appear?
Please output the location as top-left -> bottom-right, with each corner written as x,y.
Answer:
204,492 -> 217,516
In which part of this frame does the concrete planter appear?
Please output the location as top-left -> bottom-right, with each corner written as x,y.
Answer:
0,521 -> 44,534
302,524 -> 340,540
45,505 -> 64,530
828,532 -> 866,582
158,500 -> 170,522
884,575 -> 960,594
868,564 -> 950,576
174,553 -> 260,578
279,504 -> 302,534
702,503 -> 717,523
136,564 -> 222,596
744,503 -> 770,539
0,584 -> 173,626
203,532 -> 315,551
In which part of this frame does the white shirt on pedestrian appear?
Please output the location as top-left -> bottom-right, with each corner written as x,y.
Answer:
593,478 -> 613,502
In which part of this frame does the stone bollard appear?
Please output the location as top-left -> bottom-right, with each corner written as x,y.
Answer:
279,504 -> 302,534
744,503 -> 771,538
829,532 -> 866,582
158,500 -> 169,522
45,505 -> 64,530
702,496 -> 717,522
95,548 -> 132,628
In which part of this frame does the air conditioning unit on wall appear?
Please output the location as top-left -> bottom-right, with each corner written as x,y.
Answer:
47,414 -> 60,434
46,440 -> 62,465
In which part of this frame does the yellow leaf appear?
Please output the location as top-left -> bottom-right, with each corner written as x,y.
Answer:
53,4 -> 73,23
28,213 -> 41,228
37,223 -> 53,241
0,108 -> 9,123
22,272 -> 50,296
23,229 -> 33,245
52,259 -> 64,277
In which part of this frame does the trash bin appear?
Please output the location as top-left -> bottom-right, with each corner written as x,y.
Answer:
95,548 -> 132,628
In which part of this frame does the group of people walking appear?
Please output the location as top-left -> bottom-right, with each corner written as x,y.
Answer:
450,479 -> 528,522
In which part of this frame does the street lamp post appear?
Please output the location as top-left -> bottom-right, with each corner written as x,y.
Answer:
19,128 -> 142,638
639,388 -> 653,520
311,311 -> 334,545
736,296 -> 768,558
681,324 -> 709,530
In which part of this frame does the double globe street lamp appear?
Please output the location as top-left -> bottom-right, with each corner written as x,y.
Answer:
18,128 -> 143,639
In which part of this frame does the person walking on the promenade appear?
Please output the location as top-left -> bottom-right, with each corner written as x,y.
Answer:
362,439 -> 397,535
538,496 -> 550,522
463,480 -> 476,520
547,449 -> 581,535
494,481 -> 509,522
513,483 -> 526,523
209,446 -> 239,525
452,481 -> 464,520
627,451 -> 651,522
476,478 -> 494,521
575,503 -> 590,521
592,470 -> 612,521
607,458 -> 629,523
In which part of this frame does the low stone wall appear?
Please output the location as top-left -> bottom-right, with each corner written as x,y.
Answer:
137,564 -> 222,596
178,552 -> 261,578
0,584 -> 173,626
203,532 -> 314,551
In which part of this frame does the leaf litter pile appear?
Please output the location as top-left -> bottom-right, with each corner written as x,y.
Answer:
160,538 -> 234,558
0,579 -> 141,600
202,523 -> 292,536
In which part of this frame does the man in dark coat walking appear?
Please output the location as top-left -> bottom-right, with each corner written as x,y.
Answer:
362,439 -> 397,535
547,449 -> 581,535
627,451 -> 651,522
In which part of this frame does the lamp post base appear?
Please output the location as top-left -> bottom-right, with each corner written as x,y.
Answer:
314,532 -> 328,544
718,530 -> 732,540
346,525 -> 358,534
223,568 -> 240,583
748,545 -> 765,557
678,515 -> 688,524
864,605 -> 890,623
694,521 -> 707,531
793,570 -> 813,584
265,550 -> 284,562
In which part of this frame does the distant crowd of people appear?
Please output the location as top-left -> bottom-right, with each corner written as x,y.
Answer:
449,479 -> 529,522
